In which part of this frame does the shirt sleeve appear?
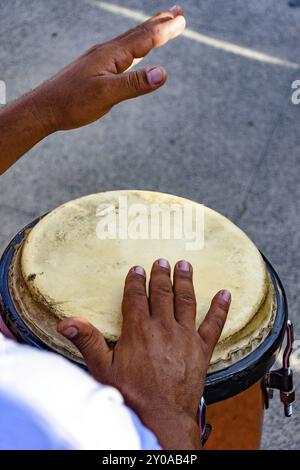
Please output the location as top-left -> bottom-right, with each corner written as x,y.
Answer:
0,334 -> 161,450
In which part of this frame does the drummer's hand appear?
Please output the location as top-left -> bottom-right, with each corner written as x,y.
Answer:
31,6 -> 186,132
58,259 -> 231,450
0,6 -> 186,175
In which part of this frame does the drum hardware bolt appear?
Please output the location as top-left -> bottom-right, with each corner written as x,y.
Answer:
264,320 -> 295,417
198,397 -> 212,446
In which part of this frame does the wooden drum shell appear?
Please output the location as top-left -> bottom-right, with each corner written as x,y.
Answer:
205,381 -> 264,450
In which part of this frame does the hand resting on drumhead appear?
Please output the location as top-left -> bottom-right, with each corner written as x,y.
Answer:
0,6 -> 186,174
58,259 -> 231,450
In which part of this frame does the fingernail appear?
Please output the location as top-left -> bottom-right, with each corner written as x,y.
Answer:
219,289 -> 231,303
158,258 -> 170,269
146,67 -> 164,86
61,326 -> 78,339
133,266 -> 146,277
177,260 -> 191,272
169,5 -> 178,13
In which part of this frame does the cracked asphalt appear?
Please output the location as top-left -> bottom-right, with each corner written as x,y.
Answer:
0,0 -> 299,449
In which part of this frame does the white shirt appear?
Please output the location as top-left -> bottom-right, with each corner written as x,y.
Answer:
0,333 -> 160,450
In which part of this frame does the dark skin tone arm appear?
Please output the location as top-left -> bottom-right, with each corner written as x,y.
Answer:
58,259 -> 231,450
0,6 -> 185,174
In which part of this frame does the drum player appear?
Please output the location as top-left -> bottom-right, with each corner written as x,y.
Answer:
0,6 -> 231,450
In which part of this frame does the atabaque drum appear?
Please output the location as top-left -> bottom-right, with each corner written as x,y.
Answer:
0,191 -> 294,449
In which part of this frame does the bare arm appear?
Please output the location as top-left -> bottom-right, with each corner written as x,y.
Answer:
0,6 -> 185,175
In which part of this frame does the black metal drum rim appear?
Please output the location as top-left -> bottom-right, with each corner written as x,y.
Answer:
0,218 -> 288,404
204,254 -> 287,404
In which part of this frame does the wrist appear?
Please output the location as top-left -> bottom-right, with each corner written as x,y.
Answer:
0,88 -> 57,174
26,86 -> 58,136
138,408 -> 201,450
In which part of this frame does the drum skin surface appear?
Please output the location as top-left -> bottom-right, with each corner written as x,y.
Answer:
205,381 -> 264,450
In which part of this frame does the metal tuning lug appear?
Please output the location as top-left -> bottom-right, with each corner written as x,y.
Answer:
264,320 -> 295,417
198,397 -> 212,447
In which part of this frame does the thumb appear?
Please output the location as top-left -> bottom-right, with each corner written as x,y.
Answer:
106,65 -> 167,104
57,317 -> 113,380
198,290 -> 231,361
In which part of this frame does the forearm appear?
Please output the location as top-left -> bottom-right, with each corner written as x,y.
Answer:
0,89 -> 54,175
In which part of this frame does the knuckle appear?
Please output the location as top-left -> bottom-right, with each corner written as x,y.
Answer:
124,286 -> 147,299
127,71 -> 145,91
77,328 -> 98,350
137,320 -> 152,337
176,290 -> 196,307
136,23 -> 158,48
213,314 -> 226,334
151,284 -> 173,298
151,24 -> 164,47
124,312 -> 143,329
135,24 -> 150,36
128,26 -> 139,36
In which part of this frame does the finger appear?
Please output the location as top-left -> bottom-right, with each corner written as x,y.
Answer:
168,5 -> 184,16
115,6 -> 184,44
198,290 -> 231,360
143,6 -> 184,25
121,7 -> 184,71
105,65 -> 167,104
111,10 -> 186,73
149,259 -> 174,322
57,317 -> 113,378
122,266 -> 149,331
173,260 -> 196,328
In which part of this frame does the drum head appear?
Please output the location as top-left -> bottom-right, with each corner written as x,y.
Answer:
0,191 -> 281,386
